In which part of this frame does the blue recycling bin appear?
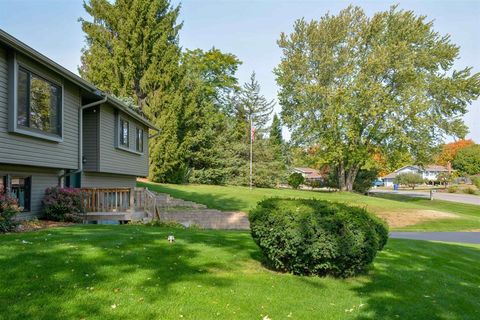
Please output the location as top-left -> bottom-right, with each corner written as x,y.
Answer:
393,184 -> 399,190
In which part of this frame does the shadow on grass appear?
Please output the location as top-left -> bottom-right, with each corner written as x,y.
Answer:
137,181 -> 249,211
354,239 -> 480,320
0,225 -> 255,320
1,226 -> 479,319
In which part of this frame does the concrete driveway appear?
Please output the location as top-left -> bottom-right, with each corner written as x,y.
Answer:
390,232 -> 480,244
371,189 -> 480,206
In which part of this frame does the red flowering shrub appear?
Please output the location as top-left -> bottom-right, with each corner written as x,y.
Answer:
42,187 -> 85,222
0,186 -> 20,232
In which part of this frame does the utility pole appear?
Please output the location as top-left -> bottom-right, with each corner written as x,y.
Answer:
249,116 -> 253,190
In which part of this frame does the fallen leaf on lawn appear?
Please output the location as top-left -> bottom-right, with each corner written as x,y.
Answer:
111,304 -> 117,309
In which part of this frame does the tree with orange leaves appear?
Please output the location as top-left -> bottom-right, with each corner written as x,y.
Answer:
436,139 -> 475,166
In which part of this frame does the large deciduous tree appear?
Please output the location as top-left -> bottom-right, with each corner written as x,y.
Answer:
435,139 -> 475,166
452,145 -> 480,176
181,48 -> 242,184
275,6 -> 480,191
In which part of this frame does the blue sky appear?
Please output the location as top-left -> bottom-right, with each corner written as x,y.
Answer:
1,0 -> 478,142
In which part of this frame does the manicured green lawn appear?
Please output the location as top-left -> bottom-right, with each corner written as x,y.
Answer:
0,225 -> 479,319
138,181 -> 480,231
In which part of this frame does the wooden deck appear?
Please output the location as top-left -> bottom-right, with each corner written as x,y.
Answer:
80,187 -> 158,222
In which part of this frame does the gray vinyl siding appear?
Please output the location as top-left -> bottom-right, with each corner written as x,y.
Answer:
98,104 -> 149,177
0,45 -> 80,169
82,106 -> 99,171
81,172 -> 136,189
0,164 -> 60,219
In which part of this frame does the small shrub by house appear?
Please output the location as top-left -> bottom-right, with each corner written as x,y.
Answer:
249,198 -> 388,278
42,187 -> 85,222
0,188 -> 21,232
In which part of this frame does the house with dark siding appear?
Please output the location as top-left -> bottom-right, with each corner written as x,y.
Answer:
0,29 -> 158,219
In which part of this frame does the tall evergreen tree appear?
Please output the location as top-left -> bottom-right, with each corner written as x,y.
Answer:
239,72 -> 275,131
269,114 -> 283,145
79,0 -> 185,182
226,74 -> 285,187
181,48 -> 242,184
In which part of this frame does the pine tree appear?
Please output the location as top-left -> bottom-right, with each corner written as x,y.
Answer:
225,74 -> 286,187
269,114 -> 283,146
79,0 -> 190,183
239,72 -> 275,132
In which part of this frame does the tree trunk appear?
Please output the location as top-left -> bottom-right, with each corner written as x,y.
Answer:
337,162 -> 346,191
345,165 -> 360,192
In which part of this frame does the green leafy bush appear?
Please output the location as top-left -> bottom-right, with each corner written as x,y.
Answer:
393,172 -> 424,189
353,169 -> 379,193
42,187 -> 85,222
288,172 -> 304,189
0,188 -> 21,232
145,219 -> 200,229
249,198 -> 388,278
463,187 -> 477,195
471,176 -> 480,189
447,186 -> 458,193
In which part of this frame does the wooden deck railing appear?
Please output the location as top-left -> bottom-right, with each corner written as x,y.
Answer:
80,187 -> 161,219
81,188 -> 134,213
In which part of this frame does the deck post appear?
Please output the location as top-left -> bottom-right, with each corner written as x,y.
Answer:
130,188 -> 135,212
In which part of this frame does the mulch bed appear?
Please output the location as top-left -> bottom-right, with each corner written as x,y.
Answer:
15,220 -> 77,233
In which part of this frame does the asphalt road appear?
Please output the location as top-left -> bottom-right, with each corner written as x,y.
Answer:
371,189 -> 480,206
390,232 -> 480,244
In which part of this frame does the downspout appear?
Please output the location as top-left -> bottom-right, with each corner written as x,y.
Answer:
148,130 -> 161,139
58,95 -> 108,185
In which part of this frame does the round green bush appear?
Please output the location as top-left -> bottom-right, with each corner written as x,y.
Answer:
249,198 -> 388,278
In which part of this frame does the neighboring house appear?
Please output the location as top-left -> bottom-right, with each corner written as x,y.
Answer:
382,165 -> 449,187
292,167 -> 324,183
0,29 -> 158,219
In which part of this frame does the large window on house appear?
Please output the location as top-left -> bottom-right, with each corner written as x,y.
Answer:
120,118 -> 129,147
17,67 -> 62,136
135,127 -> 144,153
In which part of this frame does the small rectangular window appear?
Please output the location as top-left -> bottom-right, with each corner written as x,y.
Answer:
17,67 -> 62,136
120,119 -> 129,147
10,176 -> 31,212
136,127 -> 144,153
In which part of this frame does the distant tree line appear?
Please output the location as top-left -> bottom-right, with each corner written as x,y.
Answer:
79,1 -> 480,191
